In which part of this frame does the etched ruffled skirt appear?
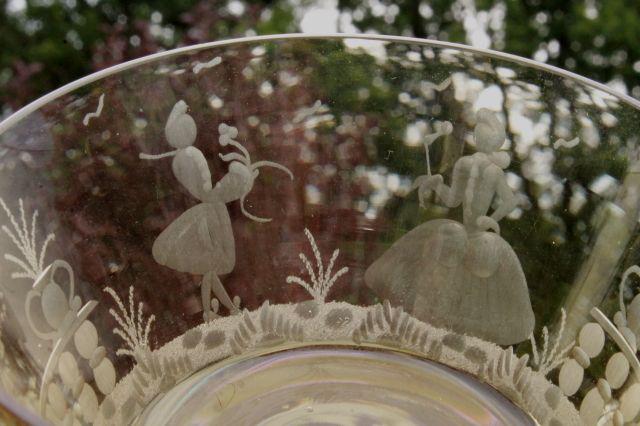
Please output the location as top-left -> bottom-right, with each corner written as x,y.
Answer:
365,219 -> 535,345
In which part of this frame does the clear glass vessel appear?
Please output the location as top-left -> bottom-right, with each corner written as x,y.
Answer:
0,34 -> 640,426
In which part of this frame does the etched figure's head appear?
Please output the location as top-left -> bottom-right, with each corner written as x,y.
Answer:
474,108 -> 506,153
217,123 -> 293,222
139,101 -> 199,162
165,100 -> 197,149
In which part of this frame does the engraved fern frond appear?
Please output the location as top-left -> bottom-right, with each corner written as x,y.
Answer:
286,228 -> 349,302
529,308 -> 573,376
0,198 -> 54,280
104,286 -> 155,360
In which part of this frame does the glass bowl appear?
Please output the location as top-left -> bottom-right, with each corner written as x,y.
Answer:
1,33 -> 640,426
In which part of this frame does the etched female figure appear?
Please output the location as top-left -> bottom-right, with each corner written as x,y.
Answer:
365,109 -> 534,345
413,109 -> 516,234
140,101 -> 293,321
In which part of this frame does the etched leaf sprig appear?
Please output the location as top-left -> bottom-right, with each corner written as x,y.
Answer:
529,308 -> 574,376
286,228 -> 349,302
104,286 -> 155,359
0,198 -> 54,280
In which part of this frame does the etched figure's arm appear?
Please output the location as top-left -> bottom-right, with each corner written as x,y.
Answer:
487,166 -> 517,223
412,157 -> 472,208
434,156 -> 473,208
206,168 -> 246,204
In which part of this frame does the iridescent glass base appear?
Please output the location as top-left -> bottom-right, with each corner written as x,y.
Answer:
138,346 -> 534,425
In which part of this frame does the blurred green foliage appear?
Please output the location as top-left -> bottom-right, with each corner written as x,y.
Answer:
2,0 -> 640,110
340,0 -> 640,93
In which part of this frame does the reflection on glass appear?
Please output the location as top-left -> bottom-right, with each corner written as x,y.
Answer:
0,35 -> 638,425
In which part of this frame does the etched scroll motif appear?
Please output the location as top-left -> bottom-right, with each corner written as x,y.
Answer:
292,100 -> 330,124
83,93 -> 105,126
365,108 -> 534,345
421,76 -> 452,93
0,199 -> 116,425
139,100 -> 293,321
553,136 -> 580,149
192,56 -> 222,74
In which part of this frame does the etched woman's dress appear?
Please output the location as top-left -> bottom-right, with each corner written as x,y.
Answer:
365,109 -> 535,345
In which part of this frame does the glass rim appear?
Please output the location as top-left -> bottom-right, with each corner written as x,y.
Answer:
1,32 -> 639,136
0,386 -> 47,425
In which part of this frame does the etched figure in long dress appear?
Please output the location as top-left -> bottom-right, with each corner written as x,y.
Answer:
365,108 -> 535,345
140,101 -> 293,321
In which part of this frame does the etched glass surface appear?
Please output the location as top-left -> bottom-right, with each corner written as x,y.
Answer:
0,35 -> 639,425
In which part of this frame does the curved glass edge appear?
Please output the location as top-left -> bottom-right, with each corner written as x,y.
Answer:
1,32 -> 639,136
0,387 -> 47,426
